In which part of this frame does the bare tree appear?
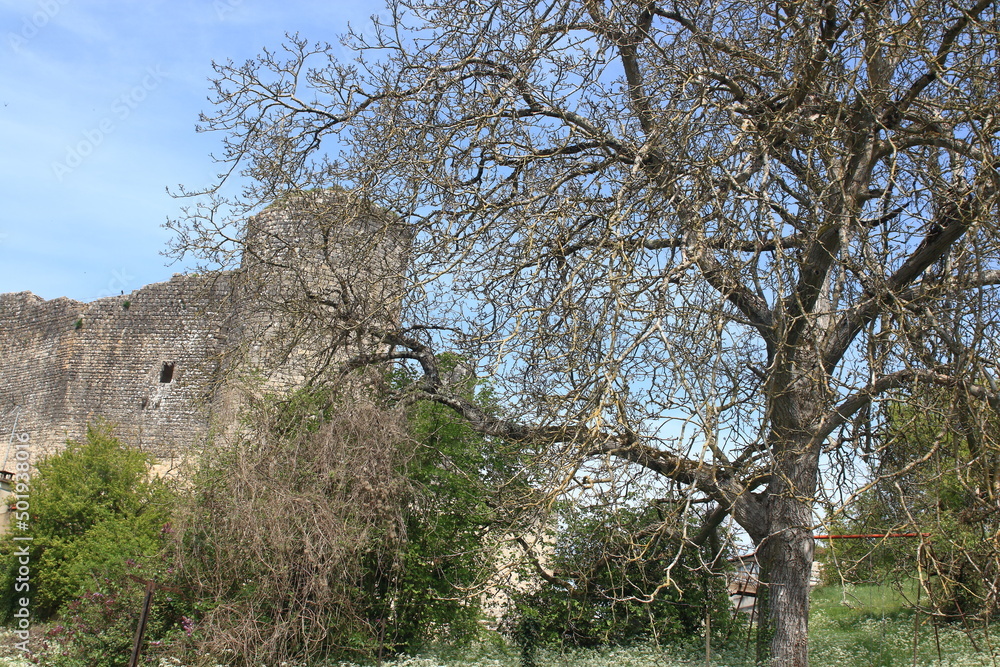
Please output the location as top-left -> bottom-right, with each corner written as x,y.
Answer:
169,0 -> 1000,664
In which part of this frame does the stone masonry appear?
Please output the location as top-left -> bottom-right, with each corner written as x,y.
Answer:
0,191 -> 409,473
0,274 -> 232,467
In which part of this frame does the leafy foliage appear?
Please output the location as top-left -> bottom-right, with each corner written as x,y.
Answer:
390,404 -> 510,647
173,376 -> 526,665
0,424 -> 174,622
43,577 -> 196,667
384,355 -> 537,650
507,501 -> 734,649
0,424 -> 184,665
822,391 -> 1000,619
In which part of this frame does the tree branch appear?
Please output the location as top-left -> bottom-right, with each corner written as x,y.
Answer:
823,186 -> 986,371
813,368 -> 1000,450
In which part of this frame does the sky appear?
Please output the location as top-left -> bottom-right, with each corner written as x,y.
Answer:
0,0 -> 385,302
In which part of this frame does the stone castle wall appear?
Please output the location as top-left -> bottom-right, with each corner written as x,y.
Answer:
0,273 -> 233,466
0,192 -> 409,470
235,194 -> 411,390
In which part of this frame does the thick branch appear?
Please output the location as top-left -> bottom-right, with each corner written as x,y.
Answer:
687,235 -> 775,347
341,327 -> 730,496
823,188 -> 985,371
587,439 -> 722,496
813,368 -> 1000,450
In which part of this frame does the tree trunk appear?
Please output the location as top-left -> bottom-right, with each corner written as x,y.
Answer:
749,367 -> 824,667
758,493 -> 815,667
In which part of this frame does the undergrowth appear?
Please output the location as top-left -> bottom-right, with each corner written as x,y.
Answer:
3,584 -> 1000,666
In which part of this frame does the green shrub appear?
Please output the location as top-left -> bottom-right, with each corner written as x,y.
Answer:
0,424 -> 186,665
172,368 -> 530,665
384,355 -> 535,652
507,501 -> 734,649
0,424 -> 175,622
387,396 -> 523,650
44,571 -> 196,667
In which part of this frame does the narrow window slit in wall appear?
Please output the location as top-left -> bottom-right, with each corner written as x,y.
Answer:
159,362 -> 175,383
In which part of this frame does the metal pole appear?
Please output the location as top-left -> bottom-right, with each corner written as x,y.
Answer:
128,581 -> 155,667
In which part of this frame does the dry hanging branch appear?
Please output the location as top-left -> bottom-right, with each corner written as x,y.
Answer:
172,396 -> 414,665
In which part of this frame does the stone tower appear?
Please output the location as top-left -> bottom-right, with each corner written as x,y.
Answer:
0,190 -> 408,472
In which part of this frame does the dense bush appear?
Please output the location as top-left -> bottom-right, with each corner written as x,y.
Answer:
0,424 -> 182,664
506,501 -> 734,650
172,391 -> 412,664
43,577 -> 196,667
388,397 -> 525,650
172,378 -> 524,665
820,393 -> 1000,620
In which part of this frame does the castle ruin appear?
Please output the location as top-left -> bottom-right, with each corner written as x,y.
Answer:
0,192 -> 408,473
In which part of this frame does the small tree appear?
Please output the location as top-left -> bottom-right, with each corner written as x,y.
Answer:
509,498 -> 734,649
391,371 -> 531,649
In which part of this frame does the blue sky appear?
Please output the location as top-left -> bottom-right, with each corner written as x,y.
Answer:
0,0 -> 383,302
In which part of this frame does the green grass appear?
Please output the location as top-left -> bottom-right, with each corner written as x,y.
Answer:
4,585 -> 1000,666
809,582 -> 916,666
808,583 -> 1000,667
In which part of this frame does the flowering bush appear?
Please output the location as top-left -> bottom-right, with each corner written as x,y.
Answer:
43,572 -> 198,667
0,425 -> 195,665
